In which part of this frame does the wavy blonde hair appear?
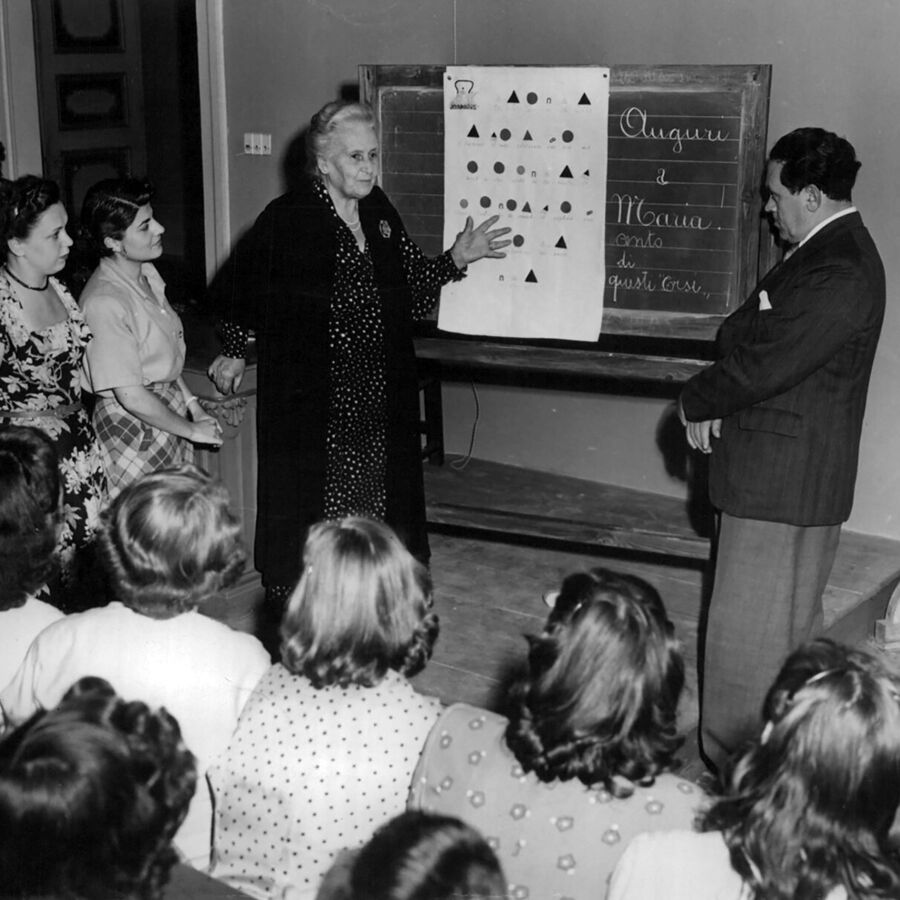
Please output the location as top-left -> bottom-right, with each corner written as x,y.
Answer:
281,517 -> 438,688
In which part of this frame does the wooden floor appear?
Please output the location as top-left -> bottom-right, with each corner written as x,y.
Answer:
211,458 -> 900,784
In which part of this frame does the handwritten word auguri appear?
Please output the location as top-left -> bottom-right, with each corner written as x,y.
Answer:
619,107 -> 731,153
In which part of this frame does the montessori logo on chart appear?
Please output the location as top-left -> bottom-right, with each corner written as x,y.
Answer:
450,78 -> 477,110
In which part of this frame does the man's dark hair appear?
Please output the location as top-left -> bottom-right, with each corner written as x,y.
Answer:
769,127 -> 860,201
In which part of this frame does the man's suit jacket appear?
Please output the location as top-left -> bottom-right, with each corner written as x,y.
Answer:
680,211 -> 884,526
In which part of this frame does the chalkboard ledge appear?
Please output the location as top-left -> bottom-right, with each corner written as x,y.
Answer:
415,335 -> 709,391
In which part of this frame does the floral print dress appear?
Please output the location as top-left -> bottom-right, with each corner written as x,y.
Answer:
0,272 -> 107,601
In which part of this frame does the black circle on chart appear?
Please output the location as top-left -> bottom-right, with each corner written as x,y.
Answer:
513,234 -> 525,247
480,196 -> 491,209
562,130 -> 574,143
467,161 -> 478,173
460,199 -> 469,209
500,128 -> 512,141
527,92 -> 538,105
507,199 -> 517,211
494,161 -> 505,174
561,201 -> 572,214
517,165 -> 526,175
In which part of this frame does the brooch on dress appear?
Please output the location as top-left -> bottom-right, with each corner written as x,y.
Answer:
379,220 -> 391,239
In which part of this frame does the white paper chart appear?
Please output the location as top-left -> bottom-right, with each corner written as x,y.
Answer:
439,66 -> 610,340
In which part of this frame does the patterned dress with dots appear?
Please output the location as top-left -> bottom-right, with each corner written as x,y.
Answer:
409,703 -> 705,900
219,178 -> 463,581
208,663 -> 442,900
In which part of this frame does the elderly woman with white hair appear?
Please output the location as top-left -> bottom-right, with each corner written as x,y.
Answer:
207,100 -> 510,609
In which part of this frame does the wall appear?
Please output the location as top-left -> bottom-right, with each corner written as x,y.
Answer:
219,0 -> 900,538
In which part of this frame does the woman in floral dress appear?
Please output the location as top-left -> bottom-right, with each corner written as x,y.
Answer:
0,176 -> 106,609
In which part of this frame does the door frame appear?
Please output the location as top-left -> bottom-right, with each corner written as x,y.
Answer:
0,0 -> 43,176
195,0 -> 230,279
0,0 -> 230,283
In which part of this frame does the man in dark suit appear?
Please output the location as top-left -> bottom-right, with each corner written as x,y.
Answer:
678,127 -> 885,775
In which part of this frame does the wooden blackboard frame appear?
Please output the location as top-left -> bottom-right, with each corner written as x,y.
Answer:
360,63 -> 771,343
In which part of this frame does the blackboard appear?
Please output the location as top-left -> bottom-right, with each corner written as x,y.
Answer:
360,64 -> 771,341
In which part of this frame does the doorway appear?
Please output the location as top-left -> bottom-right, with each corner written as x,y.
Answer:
30,0 -> 206,306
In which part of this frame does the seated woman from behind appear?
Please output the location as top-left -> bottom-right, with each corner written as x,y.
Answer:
0,676 -> 196,900
410,567 -> 702,900
314,810 -> 506,900
0,465 -> 270,867
608,638 -> 900,900
209,517 -> 442,900
0,425 -> 64,689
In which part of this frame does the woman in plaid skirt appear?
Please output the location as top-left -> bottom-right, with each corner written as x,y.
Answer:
79,178 -> 222,493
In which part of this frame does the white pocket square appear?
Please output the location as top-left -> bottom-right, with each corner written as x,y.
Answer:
758,290 -> 772,311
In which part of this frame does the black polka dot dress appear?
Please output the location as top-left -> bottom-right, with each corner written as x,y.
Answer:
219,179 -> 462,577
319,179 -> 461,524
208,664 -> 442,899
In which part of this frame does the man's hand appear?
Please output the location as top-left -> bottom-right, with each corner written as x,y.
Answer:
678,398 -> 721,454
686,418 -> 722,454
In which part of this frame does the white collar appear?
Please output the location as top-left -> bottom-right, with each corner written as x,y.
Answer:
797,206 -> 856,249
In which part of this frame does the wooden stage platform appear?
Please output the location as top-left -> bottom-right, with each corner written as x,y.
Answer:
411,457 -> 900,739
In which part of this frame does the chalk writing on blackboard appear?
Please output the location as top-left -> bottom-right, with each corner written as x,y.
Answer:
362,63 -> 770,340
605,91 -> 742,315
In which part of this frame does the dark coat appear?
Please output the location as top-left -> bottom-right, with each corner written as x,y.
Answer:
215,178 -> 434,586
680,211 -> 885,526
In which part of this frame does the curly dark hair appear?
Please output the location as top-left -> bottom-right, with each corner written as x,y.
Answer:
0,426 -> 61,609
97,464 -> 246,617
769,127 -> 860,202
701,639 -> 900,900
280,517 -> 439,688
505,568 -> 684,796
0,676 -> 196,900
0,175 -> 61,255
316,810 -> 506,900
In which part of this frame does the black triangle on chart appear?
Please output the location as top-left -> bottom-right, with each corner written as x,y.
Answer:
467,125 -> 479,138
578,93 -> 591,105
491,132 -> 497,139
525,270 -> 538,284
560,165 -> 573,178
542,205 -> 550,212
523,130 -> 533,141
555,236 -> 567,249
522,202 -> 532,213
583,169 -> 590,177
508,91 -> 520,103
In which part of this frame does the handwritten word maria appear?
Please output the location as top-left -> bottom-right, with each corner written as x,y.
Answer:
611,193 -> 711,230
619,107 -> 731,153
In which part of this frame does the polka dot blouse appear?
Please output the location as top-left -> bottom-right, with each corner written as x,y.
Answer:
221,179 -> 462,525
409,703 -> 705,900
208,663 -> 442,900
